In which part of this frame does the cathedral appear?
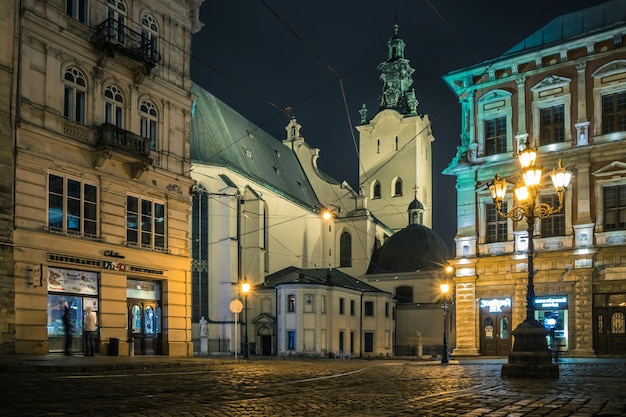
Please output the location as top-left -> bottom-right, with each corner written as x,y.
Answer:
190,23 -> 452,357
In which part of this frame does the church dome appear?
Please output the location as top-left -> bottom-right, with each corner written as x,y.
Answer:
367,224 -> 450,274
408,197 -> 423,210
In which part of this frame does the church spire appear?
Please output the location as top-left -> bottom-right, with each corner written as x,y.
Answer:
377,21 -> 418,116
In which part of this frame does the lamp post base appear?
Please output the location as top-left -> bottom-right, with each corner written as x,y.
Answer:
501,319 -> 559,379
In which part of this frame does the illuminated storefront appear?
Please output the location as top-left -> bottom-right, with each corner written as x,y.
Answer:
479,297 -> 512,356
47,267 -> 100,354
534,296 -> 568,352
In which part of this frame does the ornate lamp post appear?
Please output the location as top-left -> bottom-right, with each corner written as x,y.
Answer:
440,282 -> 450,364
241,280 -> 250,359
488,143 -> 571,379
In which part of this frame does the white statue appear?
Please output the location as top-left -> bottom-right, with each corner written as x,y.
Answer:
199,316 -> 208,337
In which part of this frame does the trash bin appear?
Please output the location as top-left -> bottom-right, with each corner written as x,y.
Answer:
108,337 -> 119,356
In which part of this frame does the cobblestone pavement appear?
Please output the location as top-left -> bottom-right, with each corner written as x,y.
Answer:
0,357 -> 624,416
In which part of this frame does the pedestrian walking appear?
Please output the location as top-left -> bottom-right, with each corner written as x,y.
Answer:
62,304 -> 72,355
84,306 -> 97,356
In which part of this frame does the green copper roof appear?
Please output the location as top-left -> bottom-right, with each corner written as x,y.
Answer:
505,0 -> 626,56
190,83 -> 321,209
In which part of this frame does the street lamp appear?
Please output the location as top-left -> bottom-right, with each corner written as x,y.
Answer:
241,279 -> 250,359
440,282 -> 450,364
488,142 -> 571,379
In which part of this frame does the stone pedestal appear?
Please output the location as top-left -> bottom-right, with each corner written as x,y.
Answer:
200,336 -> 208,356
501,319 -> 559,378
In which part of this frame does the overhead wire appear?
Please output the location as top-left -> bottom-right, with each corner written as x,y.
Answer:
89,0 -> 582,261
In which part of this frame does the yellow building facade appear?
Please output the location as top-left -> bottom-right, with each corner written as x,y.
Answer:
1,0 -> 204,356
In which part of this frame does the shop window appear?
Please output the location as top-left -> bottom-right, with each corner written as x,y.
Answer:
126,195 -> 165,250
603,185 -> 626,231
486,202 -> 507,243
340,231 -> 352,267
364,301 -> 374,316
287,294 -> 295,312
48,173 -> 98,237
539,104 -> 565,145
540,195 -> 565,237
602,91 -> 626,134
104,85 -> 124,128
64,67 -> 86,124
66,0 -> 88,24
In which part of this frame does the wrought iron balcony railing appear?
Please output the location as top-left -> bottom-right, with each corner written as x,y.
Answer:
91,18 -> 161,72
95,123 -> 152,163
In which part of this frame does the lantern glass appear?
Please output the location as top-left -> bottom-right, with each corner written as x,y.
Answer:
523,168 -> 542,187
550,160 -> 572,190
515,184 -> 530,202
518,146 -> 537,169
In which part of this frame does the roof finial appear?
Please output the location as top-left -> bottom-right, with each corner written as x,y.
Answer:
393,14 -> 399,34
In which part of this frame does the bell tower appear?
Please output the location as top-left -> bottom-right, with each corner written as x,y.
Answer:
357,22 -> 434,232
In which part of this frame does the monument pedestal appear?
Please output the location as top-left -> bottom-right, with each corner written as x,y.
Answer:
501,319 -> 559,379
200,336 -> 208,356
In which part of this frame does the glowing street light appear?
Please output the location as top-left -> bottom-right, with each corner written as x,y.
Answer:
241,279 -> 250,359
488,142 -> 571,379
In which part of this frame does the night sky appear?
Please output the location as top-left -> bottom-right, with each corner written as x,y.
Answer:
190,0 -> 603,253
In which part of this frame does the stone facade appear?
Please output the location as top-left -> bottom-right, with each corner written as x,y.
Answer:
444,0 -> 626,357
1,0 -> 204,356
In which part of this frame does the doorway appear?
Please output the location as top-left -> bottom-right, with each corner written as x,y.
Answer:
128,300 -> 161,355
480,313 -> 512,355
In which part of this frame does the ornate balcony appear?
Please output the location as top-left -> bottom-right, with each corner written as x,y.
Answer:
94,123 -> 152,178
91,18 -> 161,74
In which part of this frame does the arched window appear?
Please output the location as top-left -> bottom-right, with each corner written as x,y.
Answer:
107,0 -> 127,44
395,286 -> 413,303
340,231 -> 352,267
104,85 -> 124,128
372,181 -> 381,199
141,14 -> 159,60
394,178 -> 403,197
140,100 -> 158,149
64,67 -> 86,124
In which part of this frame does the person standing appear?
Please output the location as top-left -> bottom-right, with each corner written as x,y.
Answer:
84,306 -> 97,356
62,304 -> 72,355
